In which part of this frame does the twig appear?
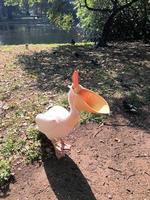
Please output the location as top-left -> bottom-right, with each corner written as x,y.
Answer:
93,131 -> 100,138
104,122 -> 133,127
34,185 -> 49,196
143,173 -> 150,188
135,154 -> 150,158
108,166 -> 122,173
127,174 -> 136,180
93,123 -> 103,137
144,172 -> 150,177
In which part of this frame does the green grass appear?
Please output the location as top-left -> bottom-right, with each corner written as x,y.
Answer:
25,144 -> 41,163
26,127 -> 40,141
56,93 -> 69,108
0,160 -> 11,186
25,127 -> 42,163
80,112 -> 106,124
0,133 -> 26,158
0,42 -> 92,51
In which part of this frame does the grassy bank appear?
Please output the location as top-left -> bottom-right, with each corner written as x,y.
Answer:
0,42 -> 149,186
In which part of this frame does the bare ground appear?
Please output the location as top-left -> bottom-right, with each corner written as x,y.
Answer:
2,119 -> 150,200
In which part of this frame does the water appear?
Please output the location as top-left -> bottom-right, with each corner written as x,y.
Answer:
0,23 -> 78,45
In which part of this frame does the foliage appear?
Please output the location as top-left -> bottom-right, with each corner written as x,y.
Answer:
4,0 -> 41,7
75,5 -> 103,39
48,12 -> 73,31
0,160 -> 11,186
47,0 -> 74,31
110,1 -> 149,41
74,0 -> 104,39
3,0 -> 75,31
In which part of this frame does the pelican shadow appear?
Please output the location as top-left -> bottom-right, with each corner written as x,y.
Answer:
41,136 -> 97,200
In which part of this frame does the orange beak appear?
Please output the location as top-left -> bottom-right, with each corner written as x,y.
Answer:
71,70 -> 110,114
72,70 -> 79,92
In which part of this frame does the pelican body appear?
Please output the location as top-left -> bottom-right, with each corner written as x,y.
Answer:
36,86 -> 80,157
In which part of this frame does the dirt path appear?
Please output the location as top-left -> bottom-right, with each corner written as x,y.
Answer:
2,122 -> 150,200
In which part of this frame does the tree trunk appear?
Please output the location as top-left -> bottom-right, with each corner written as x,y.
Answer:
96,12 -> 117,47
142,0 -> 149,43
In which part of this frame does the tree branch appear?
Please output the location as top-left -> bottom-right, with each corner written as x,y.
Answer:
84,0 -> 111,13
84,0 -> 139,13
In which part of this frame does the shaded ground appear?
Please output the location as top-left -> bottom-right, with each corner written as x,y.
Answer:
0,42 -> 150,199
17,42 -> 150,130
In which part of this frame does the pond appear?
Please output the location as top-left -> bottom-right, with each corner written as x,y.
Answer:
0,22 -> 78,45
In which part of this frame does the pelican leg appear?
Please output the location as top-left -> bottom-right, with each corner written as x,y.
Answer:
51,139 -> 71,158
52,139 -> 65,159
60,139 -> 71,150
54,139 -> 71,151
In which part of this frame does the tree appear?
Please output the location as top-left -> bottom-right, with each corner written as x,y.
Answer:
75,0 -> 141,46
